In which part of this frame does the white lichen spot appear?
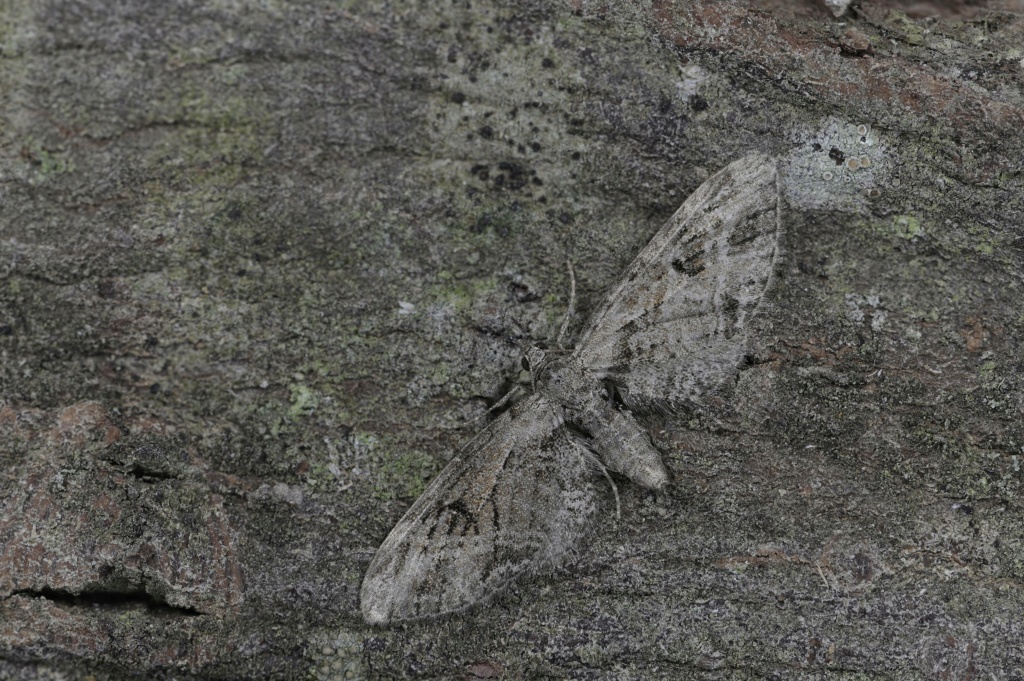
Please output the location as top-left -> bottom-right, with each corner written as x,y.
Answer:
822,0 -> 852,17
675,64 -> 708,101
845,293 -> 887,330
252,482 -> 305,505
783,117 -> 892,212
398,300 -> 416,315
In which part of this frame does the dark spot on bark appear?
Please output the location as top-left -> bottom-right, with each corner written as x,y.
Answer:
829,147 -> 845,165
13,587 -> 200,617
497,161 -> 529,190
853,551 -> 874,582
97,279 -> 117,298
479,125 -> 494,140
471,214 -> 492,234
689,94 -> 708,111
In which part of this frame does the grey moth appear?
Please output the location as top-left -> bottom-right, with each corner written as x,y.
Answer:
361,154 -> 781,624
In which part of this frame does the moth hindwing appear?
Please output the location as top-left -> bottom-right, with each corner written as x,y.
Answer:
360,153 -> 781,624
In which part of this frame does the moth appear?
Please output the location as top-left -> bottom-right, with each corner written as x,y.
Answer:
361,154 -> 781,624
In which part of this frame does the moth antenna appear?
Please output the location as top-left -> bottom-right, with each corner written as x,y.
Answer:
556,259 -> 576,350
506,313 -> 527,341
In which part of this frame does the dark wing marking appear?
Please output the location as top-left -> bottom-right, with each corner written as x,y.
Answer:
572,154 -> 780,411
360,394 -> 598,624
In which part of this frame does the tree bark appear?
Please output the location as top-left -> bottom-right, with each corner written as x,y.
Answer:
2,0 -> 1023,678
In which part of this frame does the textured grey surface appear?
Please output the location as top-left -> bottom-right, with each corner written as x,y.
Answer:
361,155 -> 779,625
1,0 -> 1023,678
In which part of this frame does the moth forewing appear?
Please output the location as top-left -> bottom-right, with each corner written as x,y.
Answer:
574,154 -> 779,371
359,395 -> 598,624
360,154 -> 781,624
573,155 -> 780,412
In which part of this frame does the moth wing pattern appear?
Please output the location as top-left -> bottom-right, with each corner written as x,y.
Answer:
360,153 -> 782,624
573,154 -> 781,411
360,394 -> 599,624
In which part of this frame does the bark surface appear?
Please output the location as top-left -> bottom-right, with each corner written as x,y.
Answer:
1,0 -> 1023,678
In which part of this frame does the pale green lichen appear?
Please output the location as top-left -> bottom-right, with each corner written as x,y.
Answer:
372,445 -> 435,502
287,383 -> 318,419
892,215 -> 923,240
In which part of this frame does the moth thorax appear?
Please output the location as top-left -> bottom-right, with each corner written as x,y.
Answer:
542,359 -> 595,406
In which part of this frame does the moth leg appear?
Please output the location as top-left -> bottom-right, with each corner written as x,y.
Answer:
601,462 -> 622,519
584,399 -> 669,491
471,385 -> 522,423
576,440 -> 621,519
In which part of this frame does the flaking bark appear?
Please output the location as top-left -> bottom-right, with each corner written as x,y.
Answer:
1,0 -> 1023,678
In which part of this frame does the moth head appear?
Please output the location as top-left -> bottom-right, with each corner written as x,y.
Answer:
522,345 -> 547,377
